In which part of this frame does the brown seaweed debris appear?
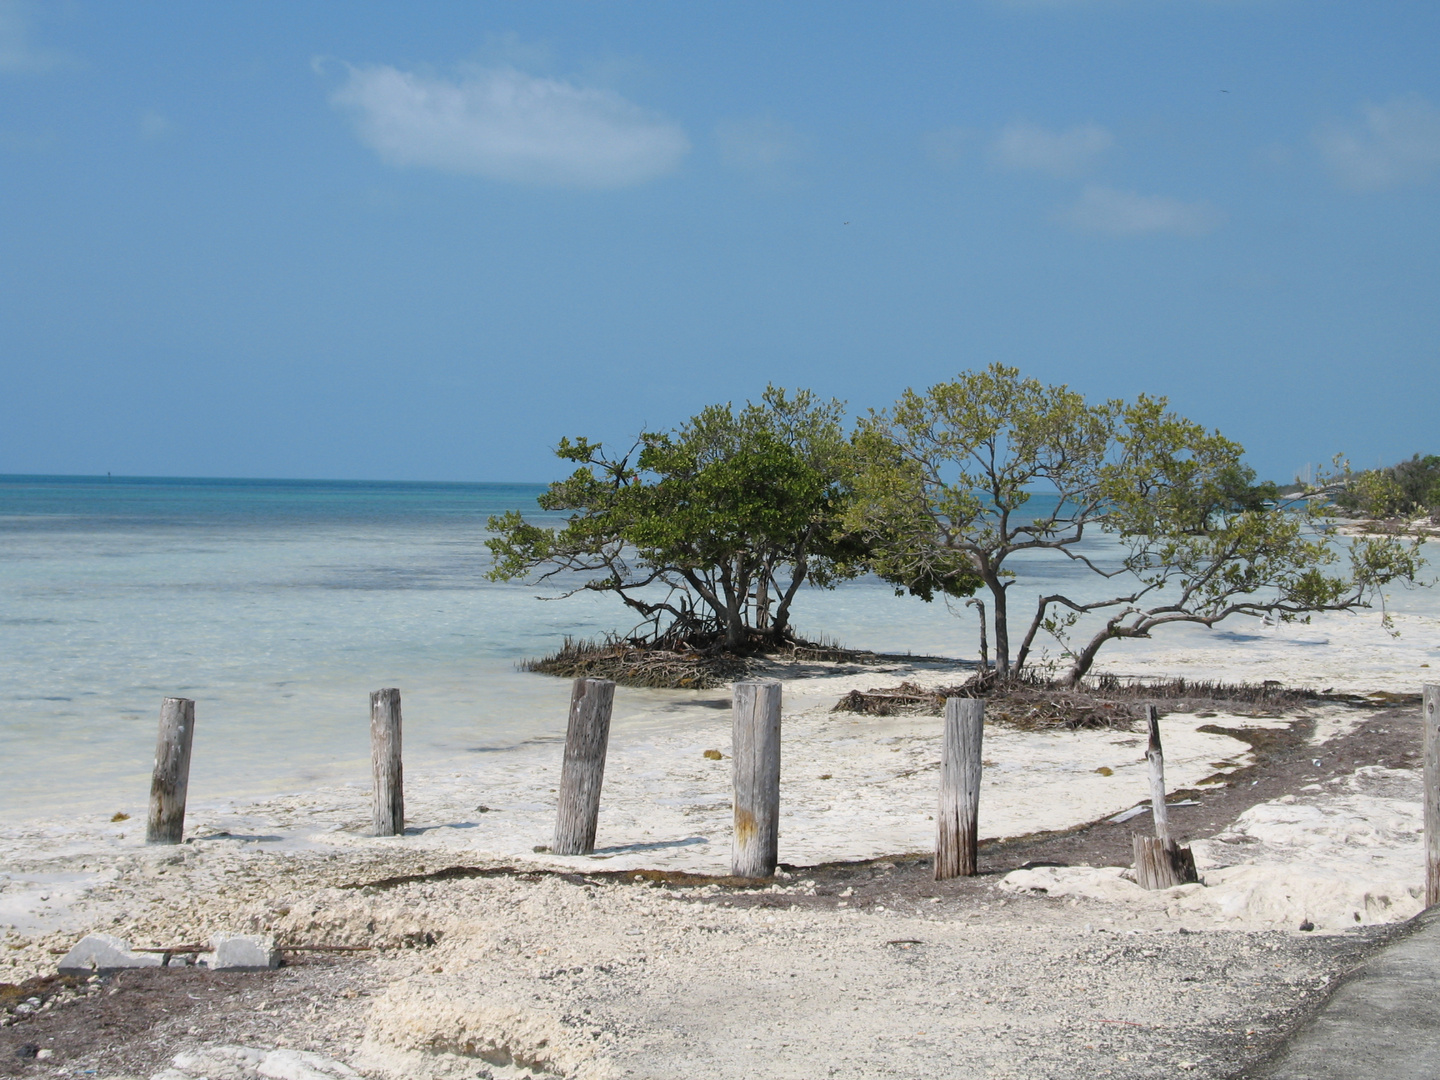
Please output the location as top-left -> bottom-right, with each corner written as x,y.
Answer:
834,678 -> 1139,730
524,636 -> 752,690
832,672 -> 1330,731
522,631 -> 906,690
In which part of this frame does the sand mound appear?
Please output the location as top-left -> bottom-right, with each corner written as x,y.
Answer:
1000,765 -> 1426,931
358,980 -> 613,1080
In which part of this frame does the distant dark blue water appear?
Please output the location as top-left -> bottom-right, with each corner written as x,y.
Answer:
0,474 -> 555,530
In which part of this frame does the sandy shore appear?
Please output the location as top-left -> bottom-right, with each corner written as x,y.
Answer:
0,659 -> 1432,1079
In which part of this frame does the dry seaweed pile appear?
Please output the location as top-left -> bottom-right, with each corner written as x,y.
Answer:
833,678 -> 1139,730
524,637 -> 752,690
832,671 -> 1335,730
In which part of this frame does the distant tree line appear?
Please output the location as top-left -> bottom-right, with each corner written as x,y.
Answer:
1331,454 -> 1440,521
486,366 -> 1426,685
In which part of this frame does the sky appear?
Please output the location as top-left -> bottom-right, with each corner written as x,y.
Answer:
1,0 -> 1438,484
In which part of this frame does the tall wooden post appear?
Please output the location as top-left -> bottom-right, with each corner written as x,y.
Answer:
370,688 -> 404,837
552,678 -> 616,855
731,679 -> 781,878
1424,684 -> 1438,907
147,697 -> 196,844
1133,705 -> 1198,889
1145,704 -> 1171,847
935,697 -> 984,879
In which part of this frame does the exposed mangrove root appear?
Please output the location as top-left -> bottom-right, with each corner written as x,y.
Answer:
522,632 -> 897,690
524,637 -> 751,689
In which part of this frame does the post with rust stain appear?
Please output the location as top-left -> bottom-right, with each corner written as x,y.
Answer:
147,697 -> 196,844
553,677 -> 616,855
1133,705 -> 1198,889
935,696 -> 984,879
1424,684 -> 1438,907
371,688 -> 404,837
731,678 -> 781,878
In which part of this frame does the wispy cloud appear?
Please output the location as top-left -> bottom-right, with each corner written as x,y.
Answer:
1059,185 -> 1226,235
0,0 -> 69,75
990,121 -> 1113,177
714,115 -> 808,189
328,63 -> 690,189
1315,93 -> 1440,192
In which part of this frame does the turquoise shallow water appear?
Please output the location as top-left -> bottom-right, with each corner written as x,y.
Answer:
0,475 -> 986,820
3,475 -> 1436,822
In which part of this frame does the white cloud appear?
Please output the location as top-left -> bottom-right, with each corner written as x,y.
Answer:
990,121 -> 1114,176
1059,185 -> 1226,235
1315,93 -> 1440,192
0,0 -> 68,74
329,63 -> 690,189
139,110 -> 172,141
714,115 -> 808,188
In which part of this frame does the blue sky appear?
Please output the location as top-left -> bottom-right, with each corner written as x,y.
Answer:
2,1 -> 1437,483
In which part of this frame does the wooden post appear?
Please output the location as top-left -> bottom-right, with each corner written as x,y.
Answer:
1425,684 -> 1438,907
552,678 -> 616,855
935,697 -> 984,879
147,697 -> 196,844
731,679 -> 781,878
370,688 -> 404,837
1132,705 -> 1199,889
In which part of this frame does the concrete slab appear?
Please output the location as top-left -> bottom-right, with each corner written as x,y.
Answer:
206,932 -> 280,971
56,933 -> 163,975
1242,905 -> 1440,1079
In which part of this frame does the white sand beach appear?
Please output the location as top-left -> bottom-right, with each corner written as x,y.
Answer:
1,638 -> 1434,1079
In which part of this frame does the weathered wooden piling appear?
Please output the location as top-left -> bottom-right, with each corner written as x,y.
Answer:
1424,684 -> 1438,907
370,688 -> 404,837
1132,705 -> 1198,889
552,677 -> 617,856
146,697 -> 196,844
935,696 -> 984,879
731,678 -> 782,878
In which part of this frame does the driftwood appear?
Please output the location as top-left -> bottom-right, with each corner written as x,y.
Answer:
1132,705 -> 1199,890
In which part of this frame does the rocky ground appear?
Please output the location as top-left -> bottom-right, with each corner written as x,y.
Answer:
0,700 -> 1428,1080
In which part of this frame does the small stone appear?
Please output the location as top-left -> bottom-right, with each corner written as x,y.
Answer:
34,1048 -> 52,1060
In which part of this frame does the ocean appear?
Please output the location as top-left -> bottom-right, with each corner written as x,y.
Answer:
2,475 -> 1436,822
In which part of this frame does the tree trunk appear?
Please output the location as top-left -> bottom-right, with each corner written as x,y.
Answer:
1066,620 -> 1139,686
988,578 -> 1010,675
718,562 -> 747,650
770,556 -> 808,644
966,598 -> 988,669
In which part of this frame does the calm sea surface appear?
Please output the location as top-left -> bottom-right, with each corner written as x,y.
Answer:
0,475 -> 999,819
3,475 -> 1433,821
